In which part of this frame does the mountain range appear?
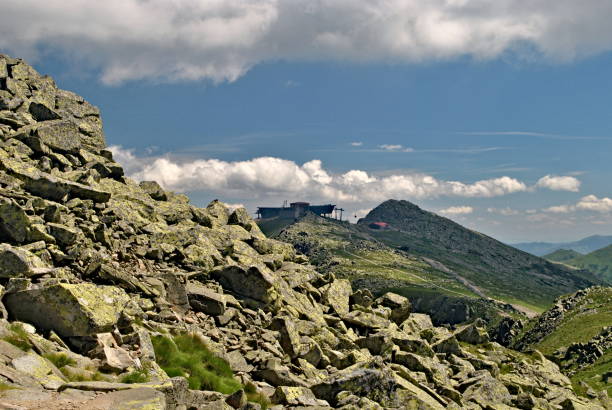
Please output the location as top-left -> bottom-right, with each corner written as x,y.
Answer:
512,235 -> 612,256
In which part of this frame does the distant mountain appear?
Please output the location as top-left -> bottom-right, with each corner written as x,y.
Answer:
357,200 -> 601,309
546,245 -> 612,284
513,235 -> 612,256
544,249 -> 584,263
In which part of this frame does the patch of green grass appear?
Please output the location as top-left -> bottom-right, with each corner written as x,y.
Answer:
120,369 -> 149,384
2,323 -> 33,351
43,352 -> 77,369
152,333 -> 241,393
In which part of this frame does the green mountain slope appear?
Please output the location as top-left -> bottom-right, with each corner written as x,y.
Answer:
264,212 -> 525,326
511,287 -> 612,396
357,200 -> 601,311
545,249 -> 584,263
549,245 -> 612,284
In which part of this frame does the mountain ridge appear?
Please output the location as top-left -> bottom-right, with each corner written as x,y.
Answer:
513,234 -> 612,256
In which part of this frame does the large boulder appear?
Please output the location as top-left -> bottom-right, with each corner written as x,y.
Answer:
375,292 -> 412,325
4,283 -> 130,336
0,244 -> 50,278
311,362 -> 401,407
211,265 -> 279,306
321,279 -> 352,316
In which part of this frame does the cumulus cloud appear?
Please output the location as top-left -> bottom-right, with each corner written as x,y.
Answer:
439,206 -> 474,215
110,146 -> 534,203
576,195 -> 612,212
536,175 -> 581,192
4,1 -> 612,84
541,195 -> 612,214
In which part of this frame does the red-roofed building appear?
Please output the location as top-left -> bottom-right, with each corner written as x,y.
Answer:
368,222 -> 389,230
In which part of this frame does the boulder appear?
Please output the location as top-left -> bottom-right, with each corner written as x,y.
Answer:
4,283 -> 130,336
0,244 -> 50,278
187,283 -> 227,316
272,386 -> 329,406
212,265 -> 278,305
139,180 -> 167,201
342,310 -> 392,331
311,363 -> 400,407
47,223 -> 79,247
32,120 -> 82,154
0,197 -> 31,243
455,323 -> 489,345
321,279 -> 352,316
375,292 -> 412,325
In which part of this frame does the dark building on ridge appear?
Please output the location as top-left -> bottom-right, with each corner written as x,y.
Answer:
256,202 -> 335,219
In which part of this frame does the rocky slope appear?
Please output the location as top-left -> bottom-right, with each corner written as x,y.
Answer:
358,200 -> 601,310
0,54 -> 608,409
511,286 -> 612,397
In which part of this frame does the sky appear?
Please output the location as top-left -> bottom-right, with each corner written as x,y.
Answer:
2,0 -> 612,243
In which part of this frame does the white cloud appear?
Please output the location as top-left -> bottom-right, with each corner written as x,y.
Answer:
112,148 -> 531,203
536,175 -> 581,192
541,195 -> 612,214
576,195 -> 612,212
350,142 -> 363,147
543,205 -> 573,213
4,1 -> 612,84
439,206 -> 474,215
379,144 -> 414,152
487,207 -> 520,216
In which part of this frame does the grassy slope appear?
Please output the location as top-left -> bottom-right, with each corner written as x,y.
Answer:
359,200 -> 601,310
520,287 -> 612,396
263,214 -> 526,326
551,245 -> 612,285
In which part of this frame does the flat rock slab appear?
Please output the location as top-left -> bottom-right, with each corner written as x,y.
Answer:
4,283 -> 130,337
84,387 -> 166,410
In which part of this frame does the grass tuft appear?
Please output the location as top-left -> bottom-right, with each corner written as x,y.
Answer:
43,352 -> 77,369
2,323 -> 33,351
152,333 -> 241,393
120,369 -> 149,384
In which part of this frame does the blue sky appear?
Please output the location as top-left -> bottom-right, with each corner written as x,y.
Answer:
2,1 -> 612,243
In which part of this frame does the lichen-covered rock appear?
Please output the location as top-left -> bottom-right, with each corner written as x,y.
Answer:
4,283 -> 130,336
322,278 -> 352,316
139,180 -> 167,201
187,283 -> 227,316
212,264 -> 279,305
272,386 -> 329,407
375,292 -> 412,325
0,197 -> 31,243
0,244 -> 50,278
311,362 -> 401,407
455,323 -> 489,345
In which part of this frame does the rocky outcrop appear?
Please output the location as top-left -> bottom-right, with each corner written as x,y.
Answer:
0,54 -> 606,409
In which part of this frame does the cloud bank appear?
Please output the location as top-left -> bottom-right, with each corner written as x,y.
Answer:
3,0 -> 612,84
109,146 -> 581,206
